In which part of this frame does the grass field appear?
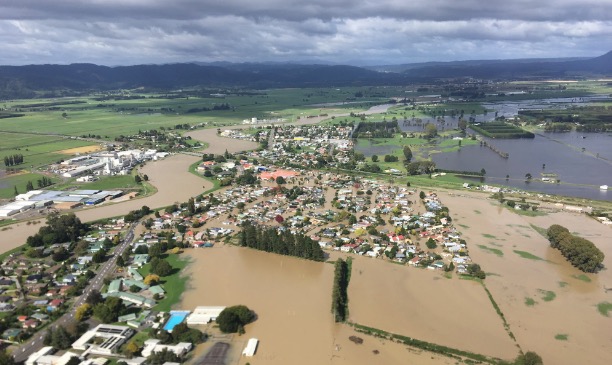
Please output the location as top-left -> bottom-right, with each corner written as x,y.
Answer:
0,172 -> 55,199
138,253 -> 190,312
0,138 -> 99,168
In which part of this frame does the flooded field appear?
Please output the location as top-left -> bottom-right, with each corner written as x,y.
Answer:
439,191 -> 612,365
180,244 -> 521,364
346,254 -> 519,359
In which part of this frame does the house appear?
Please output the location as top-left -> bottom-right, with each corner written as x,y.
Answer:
47,299 -> 64,312
62,274 -> 77,285
408,257 -> 422,266
2,328 -> 22,340
59,286 -> 74,296
23,319 -> 38,329
0,278 -> 14,287
26,274 -> 43,284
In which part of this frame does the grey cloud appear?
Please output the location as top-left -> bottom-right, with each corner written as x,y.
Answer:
0,1 -> 611,65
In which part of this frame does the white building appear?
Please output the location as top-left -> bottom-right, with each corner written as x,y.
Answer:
186,306 -> 226,325
242,338 -> 259,357
141,339 -> 192,358
72,324 -> 134,355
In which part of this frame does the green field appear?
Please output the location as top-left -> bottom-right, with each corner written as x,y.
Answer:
0,137 -> 98,168
138,253 -> 190,312
0,172 -> 55,199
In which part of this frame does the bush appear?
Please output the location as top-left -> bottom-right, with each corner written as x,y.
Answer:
216,305 -> 255,333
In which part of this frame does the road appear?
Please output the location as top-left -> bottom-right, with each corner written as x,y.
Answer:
13,222 -> 138,363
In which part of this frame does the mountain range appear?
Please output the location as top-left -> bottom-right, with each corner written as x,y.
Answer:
1,51 -> 611,98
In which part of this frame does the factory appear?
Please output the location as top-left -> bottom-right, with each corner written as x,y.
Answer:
0,189 -> 123,217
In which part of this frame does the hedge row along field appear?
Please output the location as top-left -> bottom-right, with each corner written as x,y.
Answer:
546,224 -> 604,273
470,122 -> 535,139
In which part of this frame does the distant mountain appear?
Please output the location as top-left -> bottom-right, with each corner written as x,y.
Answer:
397,52 -> 612,79
0,51 -> 610,98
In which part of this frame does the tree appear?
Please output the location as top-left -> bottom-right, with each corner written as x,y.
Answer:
86,290 -> 104,306
0,349 -> 15,365
92,249 -> 106,263
275,176 -> 286,185
514,351 -> 543,365
458,118 -> 467,131
371,154 -> 378,162
148,243 -> 163,258
419,191 -> 426,199
116,256 -> 125,267
75,303 -> 93,321
51,247 -> 69,262
424,123 -> 438,138
135,175 -> 142,184
403,146 -> 412,162
143,174 -> 149,181
26,180 -> 34,191
150,258 -> 172,276
123,341 -> 140,358
480,168 -> 486,175
144,274 -> 160,285
147,348 -> 180,365
216,305 -> 255,333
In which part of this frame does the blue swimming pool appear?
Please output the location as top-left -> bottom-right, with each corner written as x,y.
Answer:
164,311 -> 190,332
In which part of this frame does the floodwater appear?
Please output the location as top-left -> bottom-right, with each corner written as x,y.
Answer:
439,190 -> 612,365
393,96 -> 612,200
0,154 -> 209,252
347,253 -> 518,359
180,246 -> 462,365
432,131 -> 612,200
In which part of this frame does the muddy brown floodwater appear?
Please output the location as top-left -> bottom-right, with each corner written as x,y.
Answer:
180,246 -> 459,365
438,190 -> 612,365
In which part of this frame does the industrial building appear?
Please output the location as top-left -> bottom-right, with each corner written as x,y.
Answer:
72,324 -> 134,355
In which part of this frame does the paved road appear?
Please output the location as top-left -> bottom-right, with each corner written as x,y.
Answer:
13,223 -> 138,363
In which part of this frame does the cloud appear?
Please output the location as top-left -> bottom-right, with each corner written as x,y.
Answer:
0,1 -> 611,65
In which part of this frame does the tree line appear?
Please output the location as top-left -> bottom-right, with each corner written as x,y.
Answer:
3,154 -> 24,167
331,258 -> 351,322
240,221 -> 325,261
26,213 -> 89,247
22,176 -> 53,192
353,120 -> 399,138
547,224 -> 604,273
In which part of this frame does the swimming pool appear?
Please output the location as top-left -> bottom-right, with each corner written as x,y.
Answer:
163,311 -> 190,332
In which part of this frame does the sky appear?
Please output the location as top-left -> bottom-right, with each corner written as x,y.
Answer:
1,0 -> 611,66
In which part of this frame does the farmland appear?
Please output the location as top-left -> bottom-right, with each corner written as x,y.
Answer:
469,122 -> 535,139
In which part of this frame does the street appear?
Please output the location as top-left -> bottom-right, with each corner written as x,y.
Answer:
13,222 -> 138,363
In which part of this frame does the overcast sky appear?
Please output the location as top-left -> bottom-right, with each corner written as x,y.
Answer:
1,0 -> 611,66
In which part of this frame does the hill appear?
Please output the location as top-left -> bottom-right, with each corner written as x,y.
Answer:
0,51 -> 611,97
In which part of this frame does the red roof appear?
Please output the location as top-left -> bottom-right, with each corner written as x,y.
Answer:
260,170 -> 299,180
